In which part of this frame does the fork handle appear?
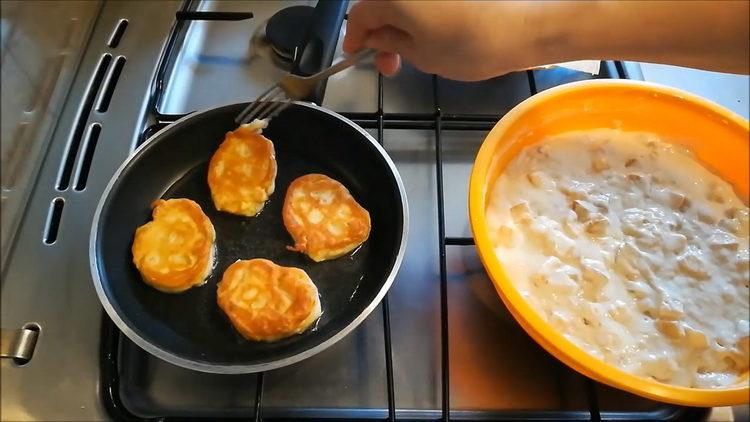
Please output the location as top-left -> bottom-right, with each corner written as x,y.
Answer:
310,48 -> 377,81
291,0 -> 348,103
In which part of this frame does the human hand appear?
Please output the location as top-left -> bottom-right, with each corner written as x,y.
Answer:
343,0 -> 541,81
343,0 -> 750,79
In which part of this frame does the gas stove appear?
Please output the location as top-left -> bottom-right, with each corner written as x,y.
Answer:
0,1 -> 724,420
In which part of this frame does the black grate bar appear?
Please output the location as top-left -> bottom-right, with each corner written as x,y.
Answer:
149,0 -> 199,117
585,379 -> 601,421
153,112 -> 187,123
445,237 -> 474,246
254,372 -> 265,422
377,73 -> 397,422
73,123 -> 102,191
432,75 -> 450,422
99,319 -> 141,420
387,120 -> 494,131
43,197 -> 65,245
526,69 -> 538,95
96,56 -> 127,113
381,297 -> 396,422
57,53 -> 112,190
341,119 -> 496,131
377,74 -> 385,146
136,122 -> 170,151
155,112 -> 499,131
345,112 -> 502,123
176,11 -> 254,21
107,19 -> 129,48
402,112 -> 502,122
614,61 -> 628,79
115,3 -> 691,416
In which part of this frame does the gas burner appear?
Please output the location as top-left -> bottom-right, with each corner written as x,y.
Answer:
265,5 -> 314,63
249,2 -> 346,103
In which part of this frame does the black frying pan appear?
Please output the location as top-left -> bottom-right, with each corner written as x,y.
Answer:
90,102 -> 408,373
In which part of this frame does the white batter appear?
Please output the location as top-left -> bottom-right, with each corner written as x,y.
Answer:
487,129 -> 749,388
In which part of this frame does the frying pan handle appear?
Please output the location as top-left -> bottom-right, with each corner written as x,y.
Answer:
290,0 -> 348,104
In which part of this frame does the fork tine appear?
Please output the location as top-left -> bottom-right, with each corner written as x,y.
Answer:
235,89 -> 279,125
234,85 -> 282,124
239,90 -> 286,125
259,100 -> 292,121
255,99 -> 287,121
235,84 -> 279,123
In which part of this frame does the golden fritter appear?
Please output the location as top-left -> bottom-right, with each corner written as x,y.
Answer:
217,259 -> 322,342
283,174 -> 371,262
132,198 -> 216,293
208,120 -> 277,216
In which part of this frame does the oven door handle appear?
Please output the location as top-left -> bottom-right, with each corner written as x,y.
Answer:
1,326 -> 40,363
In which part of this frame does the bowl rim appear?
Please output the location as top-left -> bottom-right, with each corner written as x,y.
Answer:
468,79 -> 750,406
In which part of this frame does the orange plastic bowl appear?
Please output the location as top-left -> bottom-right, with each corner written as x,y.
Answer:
469,79 -> 749,406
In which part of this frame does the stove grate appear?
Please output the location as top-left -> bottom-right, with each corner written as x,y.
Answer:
100,3 -> 711,421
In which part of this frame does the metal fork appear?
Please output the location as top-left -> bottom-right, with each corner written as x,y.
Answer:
235,48 -> 376,125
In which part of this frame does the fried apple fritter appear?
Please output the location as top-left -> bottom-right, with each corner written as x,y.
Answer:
283,174 -> 371,262
208,120 -> 276,216
217,259 -> 321,341
132,198 -> 215,293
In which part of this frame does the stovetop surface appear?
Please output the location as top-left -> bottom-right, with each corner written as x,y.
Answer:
0,1 -> 719,420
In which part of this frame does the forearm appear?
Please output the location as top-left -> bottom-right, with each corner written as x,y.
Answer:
526,0 -> 749,74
